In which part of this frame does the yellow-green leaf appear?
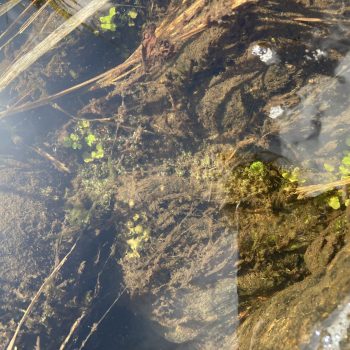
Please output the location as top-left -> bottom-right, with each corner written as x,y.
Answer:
323,163 -> 335,172
128,9 -> 138,19
328,196 -> 341,210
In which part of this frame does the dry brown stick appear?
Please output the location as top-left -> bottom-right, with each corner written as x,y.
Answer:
19,11 -> 57,57
0,2 -> 208,115
29,145 -> 71,173
6,239 -> 79,350
59,311 -> 86,350
35,336 -> 41,350
176,23 -> 206,40
293,17 -> 350,24
101,64 -> 140,86
293,17 -> 322,22
0,70 -> 111,119
296,177 -> 350,197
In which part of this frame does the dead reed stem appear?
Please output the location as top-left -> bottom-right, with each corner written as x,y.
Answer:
0,1 -> 37,42
0,0 -> 110,93
0,0 -> 253,118
0,0 -> 22,17
296,177 -> 350,197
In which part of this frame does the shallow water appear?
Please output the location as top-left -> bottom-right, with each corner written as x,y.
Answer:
0,1 -> 350,349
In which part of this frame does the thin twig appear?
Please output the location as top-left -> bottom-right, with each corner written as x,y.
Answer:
29,145 -> 71,173
59,311 -> 86,350
78,286 -> 126,350
6,238 -> 80,350
296,177 -> 350,197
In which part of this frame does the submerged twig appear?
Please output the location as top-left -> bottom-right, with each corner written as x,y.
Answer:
296,177 -> 350,197
29,145 -> 71,173
6,238 -> 80,350
59,311 -> 86,350
18,0 -> 53,35
35,336 -> 41,350
78,286 -> 126,350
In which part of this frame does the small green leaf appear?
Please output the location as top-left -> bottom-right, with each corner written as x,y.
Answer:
109,7 -> 116,16
101,23 -> 117,31
78,120 -> 90,129
342,156 -> 350,166
85,134 -> 96,147
95,144 -> 104,158
323,163 -> 335,172
70,133 -> 79,142
345,199 -> 350,207
63,136 -> 72,148
282,168 -> 300,183
99,7 -> 117,31
128,9 -> 138,19
328,196 -> 341,210
249,161 -> 265,175
339,165 -> 350,176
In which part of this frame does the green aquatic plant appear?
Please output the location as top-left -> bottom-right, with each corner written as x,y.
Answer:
125,210 -> 150,258
63,120 -> 105,163
99,7 -> 117,31
127,9 -> 138,27
323,163 -> 335,173
318,140 -> 350,209
249,161 -> 265,177
328,195 -> 341,210
99,6 -> 139,31
322,139 -> 350,179
63,133 -> 82,150
282,167 -> 302,183
128,9 -> 138,19
324,190 -> 350,210
85,133 -> 96,147
83,143 -> 104,163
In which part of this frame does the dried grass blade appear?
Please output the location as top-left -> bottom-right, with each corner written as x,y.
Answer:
0,0 -> 22,17
0,0 -> 110,93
